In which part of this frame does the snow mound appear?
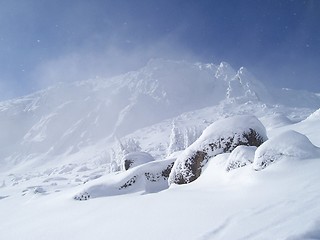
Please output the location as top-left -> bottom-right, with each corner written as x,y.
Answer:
197,115 -> 267,147
169,115 -> 267,184
305,108 -> 320,121
226,145 -> 256,171
259,113 -> 293,129
122,152 -> 155,170
253,130 -> 320,170
74,159 -> 175,199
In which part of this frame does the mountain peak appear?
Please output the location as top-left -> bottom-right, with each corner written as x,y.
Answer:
0,59 -> 319,171
215,61 -> 236,80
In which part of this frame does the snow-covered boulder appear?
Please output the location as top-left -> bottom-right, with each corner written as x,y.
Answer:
259,113 -> 293,129
226,146 -> 257,171
169,115 -> 267,184
253,130 -> 320,170
122,152 -> 155,170
74,159 -> 175,200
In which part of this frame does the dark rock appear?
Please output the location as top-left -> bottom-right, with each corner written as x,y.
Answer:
124,160 -> 134,171
144,161 -> 175,182
74,192 -> 91,201
172,151 -> 207,185
119,176 -> 137,190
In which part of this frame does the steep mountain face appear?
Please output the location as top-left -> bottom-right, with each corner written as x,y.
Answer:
217,62 -> 271,102
0,59 -> 319,170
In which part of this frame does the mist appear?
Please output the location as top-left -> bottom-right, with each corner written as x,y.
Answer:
0,0 -> 319,101
31,39 -> 198,89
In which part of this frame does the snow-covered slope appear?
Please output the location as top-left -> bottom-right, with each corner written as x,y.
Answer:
0,59 -> 320,240
1,59 -> 319,172
1,112 -> 320,240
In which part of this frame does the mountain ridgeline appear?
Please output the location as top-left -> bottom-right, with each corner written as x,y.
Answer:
0,59 -> 319,170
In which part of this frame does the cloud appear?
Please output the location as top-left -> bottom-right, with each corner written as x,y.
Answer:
31,35 -> 200,89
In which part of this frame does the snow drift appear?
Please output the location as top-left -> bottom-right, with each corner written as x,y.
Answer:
75,158 -> 175,200
122,152 -> 155,170
225,145 -> 257,171
253,130 -> 320,170
305,108 -> 320,121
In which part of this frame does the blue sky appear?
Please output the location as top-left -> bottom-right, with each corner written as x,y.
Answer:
0,0 -> 319,100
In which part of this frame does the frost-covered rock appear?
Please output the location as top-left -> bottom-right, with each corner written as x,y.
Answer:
226,146 -> 257,171
253,130 -> 320,170
74,159 -> 175,200
74,192 -> 91,201
169,115 -> 267,184
122,152 -> 155,170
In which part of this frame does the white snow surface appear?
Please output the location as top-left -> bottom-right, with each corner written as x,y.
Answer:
0,59 -> 320,240
253,130 -> 320,170
177,115 -> 266,161
122,151 -> 155,169
305,107 -> 320,121
226,145 -> 257,171
196,115 -> 267,146
75,158 -> 174,199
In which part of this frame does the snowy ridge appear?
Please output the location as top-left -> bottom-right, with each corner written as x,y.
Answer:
1,59 -> 319,171
305,108 -> 320,121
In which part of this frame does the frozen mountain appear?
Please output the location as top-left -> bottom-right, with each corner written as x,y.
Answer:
0,59 -> 320,240
1,59 -> 319,172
